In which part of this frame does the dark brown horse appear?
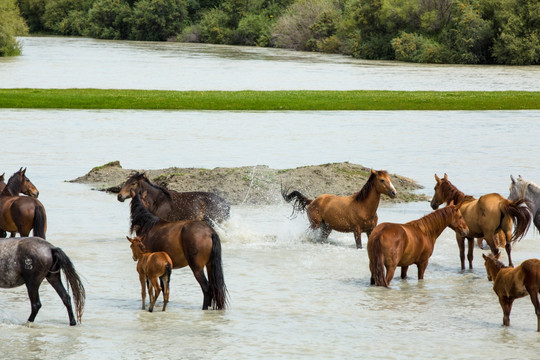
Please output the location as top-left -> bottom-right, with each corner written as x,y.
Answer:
118,172 -> 230,225
431,173 -> 531,269
0,173 -> 5,193
282,169 -> 397,248
0,237 -> 85,325
130,192 -> 228,310
483,253 -> 540,331
368,204 -> 469,287
0,168 -> 47,239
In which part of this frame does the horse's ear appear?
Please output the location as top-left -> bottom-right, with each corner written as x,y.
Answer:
511,175 -> 516,184
443,173 -> 448,180
370,169 -> 376,175
434,174 -> 441,183
142,190 -> 148,198
482,253 -> 487,260
126,236 -> 133,242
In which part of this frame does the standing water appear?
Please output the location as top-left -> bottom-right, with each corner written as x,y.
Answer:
1,37 -> 540,359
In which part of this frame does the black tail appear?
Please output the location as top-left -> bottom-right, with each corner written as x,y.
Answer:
51,247 -> 86,323
208,232 -> 228,310
130,193 -> 161,235
33,206 -> 46,239
281,186 -> 313,217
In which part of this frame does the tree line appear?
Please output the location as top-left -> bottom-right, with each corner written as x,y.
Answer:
1,0 -> 539,64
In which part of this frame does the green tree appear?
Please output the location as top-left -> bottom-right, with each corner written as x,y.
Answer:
85,0 -> 132,40
0,0 -> 29,56
17,0 -> 47,33
42,0 -> 93,35
130,0 -> 187,41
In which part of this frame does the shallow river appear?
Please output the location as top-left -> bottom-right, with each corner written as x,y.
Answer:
1,38 -> 540,359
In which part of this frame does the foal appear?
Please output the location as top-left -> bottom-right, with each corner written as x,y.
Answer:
483,253 -> 540,331
127,236 -> 173,312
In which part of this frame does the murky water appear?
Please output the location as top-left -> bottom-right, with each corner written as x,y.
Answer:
1,38 -> 540,359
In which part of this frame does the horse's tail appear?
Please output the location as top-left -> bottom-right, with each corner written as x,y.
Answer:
500,199 -> 532,243
368,233 -> 388,287
208,232 -> 229,310
32,205 -> 46,239
281,187 -> 312,217
51,247 -> 86,324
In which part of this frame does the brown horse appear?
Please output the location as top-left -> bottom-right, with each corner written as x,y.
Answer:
117,172 -> 230,225
127,235 -> 173,312
368,204 -> 469,287
0,173 -> 5,193
0,168 -> 47,239
483,253 -> 540,331
130,192 -> 228,310
282,169 -> 397,248
430,173 -> 531,269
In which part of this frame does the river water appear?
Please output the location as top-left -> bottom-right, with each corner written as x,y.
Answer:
1,37 -> 540,359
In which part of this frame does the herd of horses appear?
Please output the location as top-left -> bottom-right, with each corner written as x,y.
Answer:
1,167 -> 540,331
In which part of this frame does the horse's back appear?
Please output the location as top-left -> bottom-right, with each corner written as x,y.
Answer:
171,191 -> 230,223
0,237 -> 52,288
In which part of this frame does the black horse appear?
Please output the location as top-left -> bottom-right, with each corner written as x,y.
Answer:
0,237 -> 85,325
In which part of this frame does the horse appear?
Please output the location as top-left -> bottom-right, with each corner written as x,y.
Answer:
0,237 -> 85,326
483,253 -> 540,331
127,235 -> 173,312
117,172 -> 230,225
509,175 -> 540,232
281,169 -> 397,248
0,172 -> 5,193
430,173 -> 531,269
368,203 -> 469,287
129,192 -> 228,310
0,168 -> 47,239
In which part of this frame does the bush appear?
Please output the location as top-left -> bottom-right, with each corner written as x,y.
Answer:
17,0 -> 47,33
85,0 -> 132,40
391,32 -> 445,63
0,0 -> 29,56
130,0 -> 188,41
198,8 -> 231,44
234,13 -> 273,46
42,0 -> 92,35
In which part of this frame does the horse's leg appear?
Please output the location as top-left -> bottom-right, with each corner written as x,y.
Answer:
46,272 -> 76,325
467,237 -> 474,269
503,230 -> 514,267
161,276 -> 169,312
526,287 -> 540,332
148,278 -> 161,313
385,265 -> 396,286
417,260 -> 429,280
354,231 -> 362,249
400,266 -> 409,279
320,222 -> 331,241
456,235 -> 466,270
24,281 -> 42,324
139,274 -> 147,310
192,268 -> 211,310
499,295 -> 514,327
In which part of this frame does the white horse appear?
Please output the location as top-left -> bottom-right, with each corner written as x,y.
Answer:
509,175 -> 540,232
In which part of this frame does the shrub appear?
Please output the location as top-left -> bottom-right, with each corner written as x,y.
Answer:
0,0 -> 29,56
391,32 -> 445,63
130,0 -> 188,41
85,0 -> 132,40
234,13 -> 273,46
42,0 -> 92,35
17,0 -> 47,33
198,8 -> 231,44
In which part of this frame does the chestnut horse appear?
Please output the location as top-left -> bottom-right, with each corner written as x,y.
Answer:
129,192 -> 228,310
127,235 -> 173,312
282,169 -> 397,248
0,168 -> 47,239
0,237 -> 85,325
431,174 -> 531,269
368,204 -> 469,287
483,253 -> 540,331
118,172 -> 230,225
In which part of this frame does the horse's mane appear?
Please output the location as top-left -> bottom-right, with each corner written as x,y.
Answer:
354,171 -> 378,202
128,172 -> 172,199
407,206 -> 454,234
130,193 -> 162,235
2,171 -> 23,196
438,179 -> 475,205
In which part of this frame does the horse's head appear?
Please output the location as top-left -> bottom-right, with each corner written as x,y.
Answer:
17,168 -> 39,198
118,172 -> 147,202
482,253 -> 502,281
447,202 -> 469,237
372,169 -> 397,199
509,175 -> 524,202
127,235 -> 147,261
430,173 -> 449,210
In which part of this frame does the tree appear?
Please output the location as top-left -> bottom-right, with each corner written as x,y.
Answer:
0,0 -> 29,56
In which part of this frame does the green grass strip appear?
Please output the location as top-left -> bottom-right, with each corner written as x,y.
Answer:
0,89 -> 538,110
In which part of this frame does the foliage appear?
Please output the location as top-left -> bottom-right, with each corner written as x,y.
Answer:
85,0 -> 132,40
391,32 -> 444,63
42,0 -> 92,35
198,8 -> 231,44
17,0 -> 47,32
0,0 -> 28,56
234,13 -> 273,46
130,0 -> 188,41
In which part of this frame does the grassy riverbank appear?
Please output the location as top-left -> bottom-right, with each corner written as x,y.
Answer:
0,89 -> 538,110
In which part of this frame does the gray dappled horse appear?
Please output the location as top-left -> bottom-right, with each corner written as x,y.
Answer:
509,175 -> 540,232
0,237 -> 85,325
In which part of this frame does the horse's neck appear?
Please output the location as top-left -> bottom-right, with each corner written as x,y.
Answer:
415,210 -> 452,241
143,182 -> 170,208
355,186 -> 381,213
525,186 -> 540,214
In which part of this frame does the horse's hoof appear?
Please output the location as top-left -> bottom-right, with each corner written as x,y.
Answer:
69,320 -> 77,326
24,321 -> 35,328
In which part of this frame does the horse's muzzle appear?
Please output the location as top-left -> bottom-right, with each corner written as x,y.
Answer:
388,190 -> 397,199
117,194 -> 126,202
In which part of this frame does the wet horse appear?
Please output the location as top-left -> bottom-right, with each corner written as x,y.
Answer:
282,169 -> 397,248
431,173 -> 531,269
368,204 -> 469,287
0,237 -> 85,325
483,253 -> 540,331
127,235 -> 173,312
509,175 -> 540,232
130,192 -> 228,310
0,168 -> 47,239
118,172 -> 230,225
